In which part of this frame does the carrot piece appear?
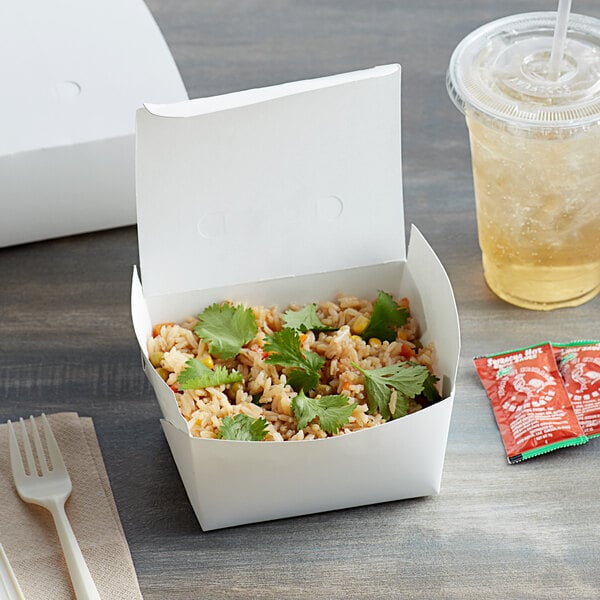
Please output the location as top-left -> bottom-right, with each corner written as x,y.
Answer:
398,297 -> 410,311
399,343 -> 416,359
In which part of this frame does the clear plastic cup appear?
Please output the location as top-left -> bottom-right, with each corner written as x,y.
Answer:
447,12 -> 600,310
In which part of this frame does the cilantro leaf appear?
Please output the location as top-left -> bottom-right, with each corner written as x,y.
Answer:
263,328 -> 311,368
177,359 -> 243,390
194,302 -> 258,360
291,391 -> 356,434
361,375 -> 392,419
353,362 -> 430,421
264,328 -> 325,392
361,290 -> 408,342
287,369 -> 320,394
218,414 -> 269,441
421,372 -> 442,404
282,304 -> 335,332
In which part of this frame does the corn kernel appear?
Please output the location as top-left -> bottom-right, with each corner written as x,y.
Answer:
201,355 -> 214,369
351,334 -> 362,343
368,337 -> 382,347
149,351 -> 164,368
156,367 -> 170,381
315,384 -> 333,396
350,315 -> 369,335
229,382 -> 242,397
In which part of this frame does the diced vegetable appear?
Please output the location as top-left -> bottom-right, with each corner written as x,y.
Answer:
350,315 -> 369,335
156,367 -> 169,381
201,355 -> 215,369
149,351 -> 164,368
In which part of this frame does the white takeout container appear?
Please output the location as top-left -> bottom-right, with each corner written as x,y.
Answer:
131,64 -> 460,531
0,0 -> 188,247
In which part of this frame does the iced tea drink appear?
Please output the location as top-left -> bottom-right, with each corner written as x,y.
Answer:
447,13 -> 600,310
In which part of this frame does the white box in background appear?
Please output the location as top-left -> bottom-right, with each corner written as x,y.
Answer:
131,65 -> 460,531
0,0 -> 188,247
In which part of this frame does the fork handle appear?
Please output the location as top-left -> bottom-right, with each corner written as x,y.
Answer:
48,499 -> 101,600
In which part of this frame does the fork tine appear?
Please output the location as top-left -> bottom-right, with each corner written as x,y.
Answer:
41,413 -> 67,473
29,415 -> 50,475
7,420 -> 26,479
19,418 -> 37,477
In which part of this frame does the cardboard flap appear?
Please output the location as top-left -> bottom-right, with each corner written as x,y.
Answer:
403,226 -> 461,391
136,65 -> 404,298
131,266 -> 152,357
1,0 -> 187,156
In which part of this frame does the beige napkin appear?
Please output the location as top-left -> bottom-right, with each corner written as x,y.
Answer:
0,412 -> 143,600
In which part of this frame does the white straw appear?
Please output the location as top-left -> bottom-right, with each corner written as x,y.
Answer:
548,0 -> 573,78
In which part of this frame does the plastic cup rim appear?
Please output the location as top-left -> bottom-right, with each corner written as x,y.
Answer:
447,11 -> 600,130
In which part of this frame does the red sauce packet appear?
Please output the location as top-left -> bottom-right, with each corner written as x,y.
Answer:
554,341 -> 600,439
474,343 -> 587,463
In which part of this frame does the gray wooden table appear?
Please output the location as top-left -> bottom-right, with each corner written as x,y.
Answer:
2,1 -> 600,598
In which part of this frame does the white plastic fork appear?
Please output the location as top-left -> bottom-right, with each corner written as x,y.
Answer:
8,415 -> 101,600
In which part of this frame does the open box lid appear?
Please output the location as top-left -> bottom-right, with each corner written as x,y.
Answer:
136,64 -> 404,298
1,0 -> 187,157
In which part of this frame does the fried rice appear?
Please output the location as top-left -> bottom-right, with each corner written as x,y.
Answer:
147,294 -> 437,441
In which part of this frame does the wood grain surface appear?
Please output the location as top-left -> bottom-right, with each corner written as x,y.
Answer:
2,1 -> 600,598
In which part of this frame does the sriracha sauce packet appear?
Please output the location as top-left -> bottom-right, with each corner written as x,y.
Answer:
554,341 -> 600,439
474,343 -> 587,464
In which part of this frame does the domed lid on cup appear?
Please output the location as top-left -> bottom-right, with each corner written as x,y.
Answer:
447,12 -> 600,130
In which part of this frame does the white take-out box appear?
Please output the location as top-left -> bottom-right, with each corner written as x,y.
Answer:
131,64 -> 460,531
0,0 -> 188,247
